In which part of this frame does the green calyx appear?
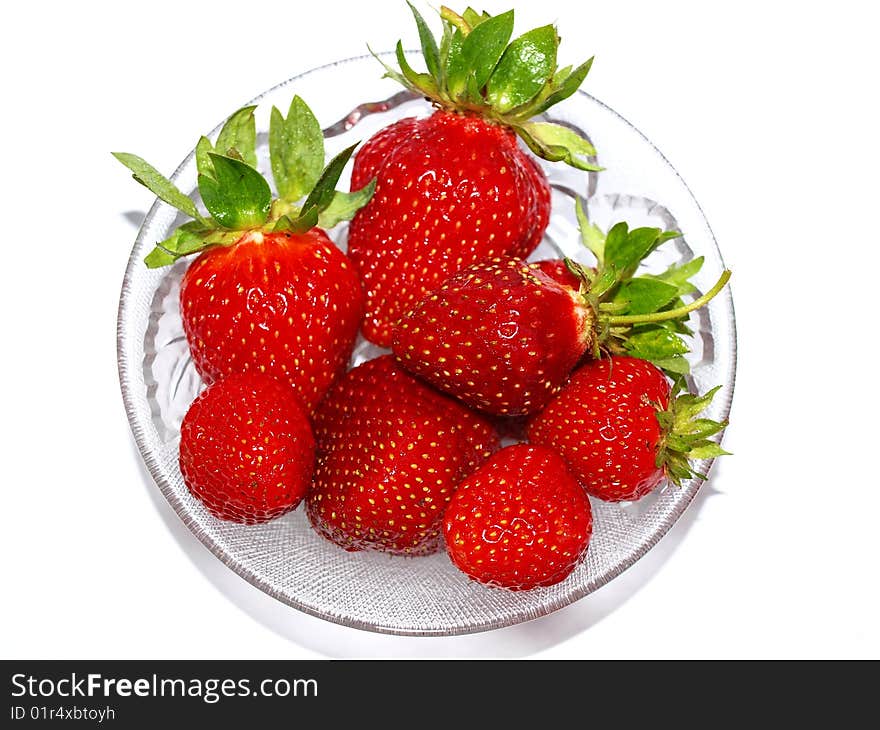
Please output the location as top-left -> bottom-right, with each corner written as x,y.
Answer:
565,199 -> 732,377
113,98 -> 375,269
655,382 -> 731,486
373,3 -> 601,171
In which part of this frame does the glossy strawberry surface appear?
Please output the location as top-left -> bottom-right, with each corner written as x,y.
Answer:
527,356 -> 671,502
348,110 -> 551,346
444,443 -> 592,590
179,374 -> 315,524
180,229 -> 363,411
392,257 -> 593,416
307,356 -> 499,555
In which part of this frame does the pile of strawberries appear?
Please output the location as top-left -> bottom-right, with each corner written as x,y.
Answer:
117,5 -> 730,592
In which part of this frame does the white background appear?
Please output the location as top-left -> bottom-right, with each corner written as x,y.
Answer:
2,0 -> 877,659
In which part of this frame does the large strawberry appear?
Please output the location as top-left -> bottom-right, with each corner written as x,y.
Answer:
307,355 -> 499,556
527,356 -> 729,502
348,5 -> 600,346
114,99 -> 375,409
179,374 -> 315,524
443,443 -> 592,590
392,213 -> 732,416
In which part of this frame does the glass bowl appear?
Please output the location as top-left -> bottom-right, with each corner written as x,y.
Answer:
117,54 -> 736,636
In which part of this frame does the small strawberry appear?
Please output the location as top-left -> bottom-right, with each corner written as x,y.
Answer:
307,355 -> 499,555
115,98 -> 376,410
443,443 -> 592,590
179,374 -> 315,524
348,5 -> 600,345
527,356 -> 729,502
392,211 -> 732,416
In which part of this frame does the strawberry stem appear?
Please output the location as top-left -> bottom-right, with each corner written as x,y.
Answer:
605,270 -> 731,326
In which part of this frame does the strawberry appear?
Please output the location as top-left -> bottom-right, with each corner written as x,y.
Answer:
179,374 -> 315,524
178,228 -> 362,410
115,98 -> 376,409
347,6 -> 600,346
307,355 -> 499,555
392,210 -> 732,416
443,443 -> 592,590
527,356 -> 729,502
393,257 -> 590,416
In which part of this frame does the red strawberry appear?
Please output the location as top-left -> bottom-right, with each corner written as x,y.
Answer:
392,256 -> 593,416
349,116 -> 419,188
527,356 -> 729,502
347,6 -> 600,345
179,374 -> 315,524
307,355 -> 499,555
443,443 -> 592,590
392,218 -> 732,416
349,112 -> 549,346
180,228 -> 362,410
115,99 -> 375,410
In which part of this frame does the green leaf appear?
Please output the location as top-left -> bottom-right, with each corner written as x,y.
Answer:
407,1 -> 441,82
688,442 -> 731,460
650,356 -> 691,375
647,256 -> 703,296
292,206 -> 320,233
164,220 -> 210,251
215,106 -> 257,168
664,434 -> 692,452
301,143 -> 358,215
553,64 -> 573,85
655,383 -> 729,484
142,223 -> 240,268
195,136 -> 216,178
624,328 -> 690,361
682,418 -> 728,440
269,96 -> 324,202
575,198 -> 605,264
144,246 -> 178,268
486,24 -> 558,113
439,18 -> 454,72
444,26 -> 469,97
274,206 -> 319,235
396,42 -> 439,97
673,385 -> 723,427
648,312 -> 694,336
112,152 -> 207,224
272,214 -> 295,232
516,121 -> 601,171
447,9 -> 514,98
528,57 -> 594,117
589,263 -> 619,299
603,224 -> 673,280
461,7 -> 491,28
369,44 -> 410,89
613,277 -> 679,315
463,71 -> 483,103
198,153 -> 271,229
318,178 -> 377,228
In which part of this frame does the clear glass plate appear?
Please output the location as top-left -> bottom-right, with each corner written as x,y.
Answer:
117,54 -> 736,636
